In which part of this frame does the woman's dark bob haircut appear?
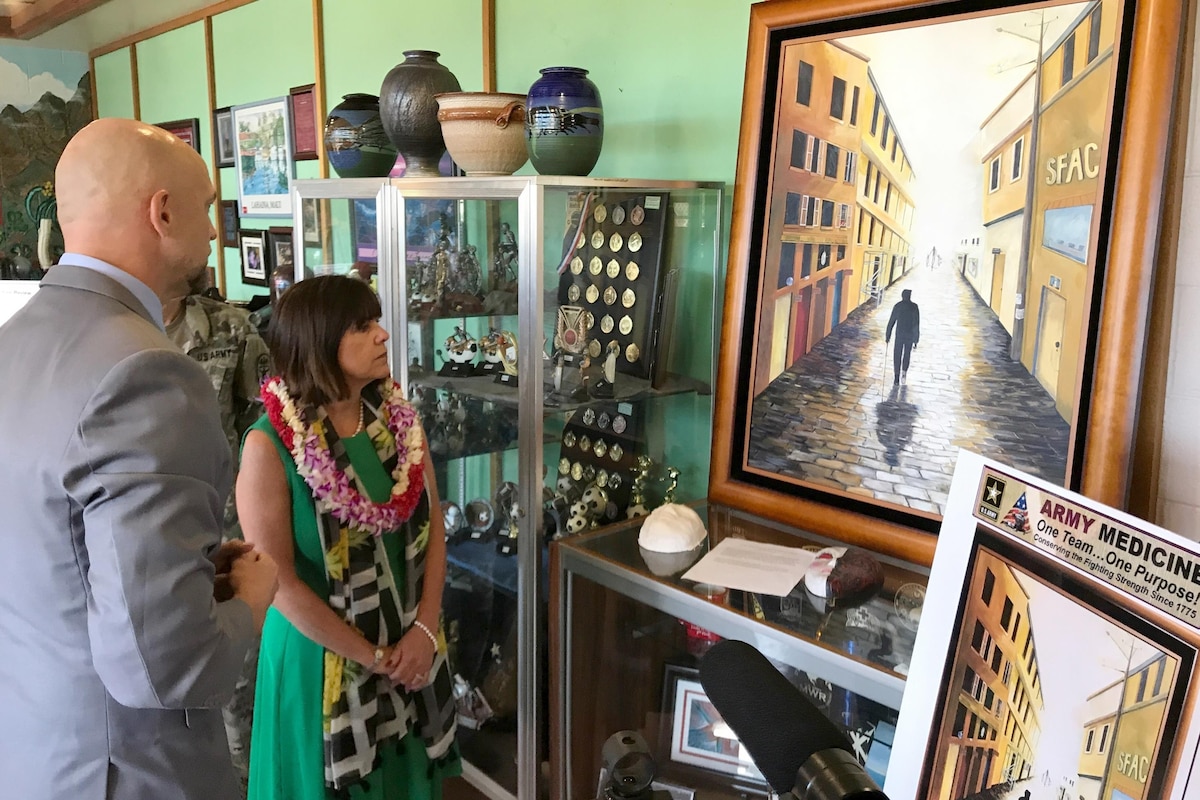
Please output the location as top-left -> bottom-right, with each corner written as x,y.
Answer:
267,275 -> 382,407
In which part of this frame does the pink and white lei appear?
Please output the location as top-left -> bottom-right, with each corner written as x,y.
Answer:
262,376 -> 426,536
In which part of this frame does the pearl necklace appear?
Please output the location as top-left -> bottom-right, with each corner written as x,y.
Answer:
354,401 -> 365,435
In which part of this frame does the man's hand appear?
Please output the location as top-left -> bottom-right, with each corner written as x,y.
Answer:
229,550 -> 279,630
213,540 -> 254,576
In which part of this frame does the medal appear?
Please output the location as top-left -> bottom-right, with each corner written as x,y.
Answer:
579,434 -> 592,452
598,412 -> 611,429
603,286 -> 617,306
588,339 -> 601,357
567,284 -> 581,302
590,230 -> 605,249
612,414 -> 627,434
609,232 -> 623,252
559,457 -> 571,475
607,259 -> 620,279
563,432 -> 577,449
608,471 -> 622,488
600,314 -> 615,334
594,204 -> 607,224
585,310 -> 595,330
611,206 -> 626,225
630,205 -> 645,225
628,232 -> 643,253
594,439 -> 608,458
570,256 -> 584,275
626,261 -> 640,281
571,462 -> 584,481
585,284 -> 600,304
583,408 -> 596,425
597,469 -> 609,488
626,343 -> 640,362
589,256 -> 603,275
610,443 -> 623,462
622,289 -> 636,308
619,315 -> 633,335
555,305 -> 588,354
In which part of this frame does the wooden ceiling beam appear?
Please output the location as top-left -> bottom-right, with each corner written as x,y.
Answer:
1,0 -> 114,41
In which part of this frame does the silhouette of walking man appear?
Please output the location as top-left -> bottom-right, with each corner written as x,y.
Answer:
885,288 -> 920,385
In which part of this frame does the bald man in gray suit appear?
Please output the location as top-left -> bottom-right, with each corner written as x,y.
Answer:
0,119 -> 278,799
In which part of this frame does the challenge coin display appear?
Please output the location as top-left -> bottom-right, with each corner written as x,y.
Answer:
554,190 -> 673,381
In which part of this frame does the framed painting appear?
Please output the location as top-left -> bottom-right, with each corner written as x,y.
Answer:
219,200 -> 239,249
239,229 -> 268,287
658,663 -> 765,787
232,97 -> 294,218
709,0 -> 1188,565
213,106 -> 235,168
155,118 -> 200,152
887,451 -> 1200,800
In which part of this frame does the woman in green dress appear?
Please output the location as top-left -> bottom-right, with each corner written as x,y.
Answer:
238,275 -> 459,799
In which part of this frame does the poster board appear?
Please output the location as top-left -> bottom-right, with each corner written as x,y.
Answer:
887,450 -> 1200,800
0,281 -> 38,327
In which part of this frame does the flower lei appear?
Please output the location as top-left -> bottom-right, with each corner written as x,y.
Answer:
262,376 -> 426,537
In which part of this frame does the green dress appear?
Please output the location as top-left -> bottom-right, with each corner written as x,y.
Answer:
246,416 -> 460,800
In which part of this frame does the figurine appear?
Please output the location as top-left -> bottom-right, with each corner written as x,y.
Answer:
662,466 -> 681,504
626,455 -> 653,519
438,326 -> 479,377
591,339 -> 619,399
494,222 -> 518,289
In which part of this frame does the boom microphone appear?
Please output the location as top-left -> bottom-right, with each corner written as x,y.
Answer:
698,640 -> 888,800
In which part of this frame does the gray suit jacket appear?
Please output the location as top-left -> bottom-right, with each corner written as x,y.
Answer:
0,266 -> 255,799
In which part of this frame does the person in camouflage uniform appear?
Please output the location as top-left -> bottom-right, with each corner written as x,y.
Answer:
164,276 -> 270,798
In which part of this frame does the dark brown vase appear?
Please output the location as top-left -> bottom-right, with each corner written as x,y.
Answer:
379,50 -> 462,178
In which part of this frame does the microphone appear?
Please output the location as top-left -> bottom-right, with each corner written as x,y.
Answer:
698,640 -> 888,800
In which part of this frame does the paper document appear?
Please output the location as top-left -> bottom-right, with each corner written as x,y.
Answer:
681,538 -> 815,597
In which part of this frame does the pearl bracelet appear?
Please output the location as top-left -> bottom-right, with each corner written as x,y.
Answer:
412,619 -> 438,649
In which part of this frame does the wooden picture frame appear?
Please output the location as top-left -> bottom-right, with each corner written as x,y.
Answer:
213,106 -> 235,168
239,229 -> 268,287
219,200 -> 239,249
289,83 -> 319,161
709,0 -> 1188,565
155,118 -> 200,152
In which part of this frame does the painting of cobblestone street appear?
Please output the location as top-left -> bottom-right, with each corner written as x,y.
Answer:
740,0 -> 1110,517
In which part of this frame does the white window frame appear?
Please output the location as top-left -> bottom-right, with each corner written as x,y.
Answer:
808,137 -> 822,173
843,151 -> 857,184
838,203 -> 851,229
799,195 -> 811,227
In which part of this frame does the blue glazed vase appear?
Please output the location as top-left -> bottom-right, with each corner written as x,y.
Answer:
525,67 -> 603,176
323,94 -> 398,178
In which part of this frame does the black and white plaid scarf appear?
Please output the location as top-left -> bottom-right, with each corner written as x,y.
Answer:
299,383 -> 457,791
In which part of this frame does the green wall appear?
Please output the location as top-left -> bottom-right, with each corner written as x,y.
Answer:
92,0 -> 753,299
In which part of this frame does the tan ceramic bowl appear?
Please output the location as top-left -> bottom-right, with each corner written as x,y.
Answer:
435,92 -> 528,176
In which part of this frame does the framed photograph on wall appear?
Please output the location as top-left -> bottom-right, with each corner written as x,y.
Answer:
289,84 -> 319,161
239,229 -> 268,287
887,451 -> 1200,800
155,118 -> 200,152
708,0 -> 1189,565
267,226 -> 294,274
219,200 -> 239,249
232,97 -> 294,218
352,198 -> 378,264
213,106 -> 235,168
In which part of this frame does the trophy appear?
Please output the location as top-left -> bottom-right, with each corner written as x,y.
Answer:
437,326 -> 479,377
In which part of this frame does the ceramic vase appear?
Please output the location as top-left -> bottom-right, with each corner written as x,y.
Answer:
524,66 -> 603,176
379,50 -> 462,178
323,94 -> 397,178
436,92 -> 528,176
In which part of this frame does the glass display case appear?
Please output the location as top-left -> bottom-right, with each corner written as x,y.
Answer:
292,177 -> 724,800
550,503 -> 930,800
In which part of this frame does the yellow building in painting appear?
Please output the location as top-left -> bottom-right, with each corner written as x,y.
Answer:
975,0 -> 1116,421
930,552 -> 1044,799
1077,652 -> 1175,800
754,40 -> 915,395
